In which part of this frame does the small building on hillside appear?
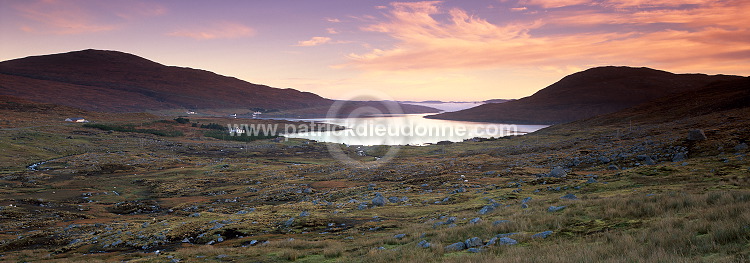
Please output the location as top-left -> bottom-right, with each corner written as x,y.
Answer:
64,117 -> 89,123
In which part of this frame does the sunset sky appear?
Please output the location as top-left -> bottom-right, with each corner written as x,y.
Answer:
1,0 -> 748,101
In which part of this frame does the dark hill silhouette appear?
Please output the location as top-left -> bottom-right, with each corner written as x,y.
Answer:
426,66 -> 743,124
0,49 -> 438,115
564,77 -> 750,127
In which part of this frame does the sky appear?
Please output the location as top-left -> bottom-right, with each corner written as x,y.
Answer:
1,0 -> 749,101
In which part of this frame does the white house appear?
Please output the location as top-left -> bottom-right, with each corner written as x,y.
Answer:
64,117 -> 89,123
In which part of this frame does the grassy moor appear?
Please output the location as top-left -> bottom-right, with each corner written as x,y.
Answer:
1,1 -> 749,262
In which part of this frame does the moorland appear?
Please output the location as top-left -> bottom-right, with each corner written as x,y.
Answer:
0,73 -> 748,263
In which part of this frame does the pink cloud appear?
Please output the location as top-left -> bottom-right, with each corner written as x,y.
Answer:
605,0 -> 714,8
14,0 -> 165,35
552,1 -> 750,28
295,37 -> 332,46
294,37 -> 351,47
519,0 -> 591,8
15,0 -> 117,34
168,22 -> 255,40
341,1 -> 750,75
115,2 -> 167,19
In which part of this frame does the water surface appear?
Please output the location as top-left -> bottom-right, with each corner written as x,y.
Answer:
285,113 -> 547,145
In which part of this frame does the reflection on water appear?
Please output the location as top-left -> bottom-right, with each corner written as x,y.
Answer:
285,114 -> 548,146
401,102 -> 484,112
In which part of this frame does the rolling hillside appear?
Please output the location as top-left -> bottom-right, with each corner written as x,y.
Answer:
426,66 -> 743,124
0,49 -> 438,116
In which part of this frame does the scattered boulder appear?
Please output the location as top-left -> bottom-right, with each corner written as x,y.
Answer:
548,206 -> 566,212
394,234 -> 406,239
444,242 -> 467,251
496,233 -> 518,238
388,196 -> 400,203
478,203 -> 500,215
687,129 -> 707,141
560,194 -> 578,200
597,156 -> 611,163
735,143 -> 749,151
469,218 -> 482,224
467,248 -> 482,253
372,193 -> 386,207
586,178 -> 598,184
244,240 -> 259,247
433,216 -> 457,228
107,200 -> 161,215
465,237 -> 483,248
417,240 -> 431,248
532,231 -> 554,239
637,155 -> 656,165
549,167 -> 567,178
283,217 -> 295,227
672,152 -> 688,162
496,237 -> 518,245
478,205 -> 494,215
607,165 -> 619,170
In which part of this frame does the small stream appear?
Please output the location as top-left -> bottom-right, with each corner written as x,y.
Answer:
26,156 -> 72,171
27,161 -> 48,171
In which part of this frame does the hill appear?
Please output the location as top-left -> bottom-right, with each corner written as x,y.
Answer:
0,49 -> 438,116
426,66 -> 743,124
558,77 -> 750,128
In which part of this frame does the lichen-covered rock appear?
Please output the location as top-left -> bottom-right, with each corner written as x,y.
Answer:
548,206 -> 566,212
532,231 -> 554,239
445,242 -> 466,251
549,167 -> 567,177
417,240 -> 431,248
687,129 -> 707,141
560,194 -> 578,200
497,237 -> 518,245
465,237 -> 483,248
371,193 -> 386,207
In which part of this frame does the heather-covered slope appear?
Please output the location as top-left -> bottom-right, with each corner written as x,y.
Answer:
427,66 -> 743,124
0,49 -> 439,115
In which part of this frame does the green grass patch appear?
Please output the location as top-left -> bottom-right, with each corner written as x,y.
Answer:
203,130 -> 278,142
83,123 -> 183,137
